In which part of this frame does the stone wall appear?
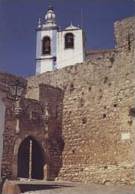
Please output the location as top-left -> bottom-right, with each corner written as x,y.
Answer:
0,72 -> 26,179
26,16 -> 135,184
39,84 -> 64,179
0,88 -> 6,181
114,16 -> 135,52
1,16 -> 135,185
0,72 -> 64,181
86,49 -> 115,62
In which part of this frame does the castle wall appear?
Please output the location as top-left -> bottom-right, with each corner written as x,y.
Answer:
114,16 -> 135,51
26,16 -> 135,184
0,72 -> 63,181
86,49 -> 115,61
0,73 -> 27,179
0,95 -> 6,181
1,98 -> 47,179
0,16 -> 135,185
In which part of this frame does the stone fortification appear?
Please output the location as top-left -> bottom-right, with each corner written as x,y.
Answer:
26,16 -> 135,184
0,16 -> 135,185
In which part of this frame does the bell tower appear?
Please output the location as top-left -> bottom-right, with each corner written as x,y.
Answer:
35,6 -> 85,74
36,6 -> 58,74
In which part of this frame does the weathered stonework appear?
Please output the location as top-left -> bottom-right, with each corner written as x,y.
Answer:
0,16 -> 135,185
0,80 -> 64,181
26,16 -> 135,184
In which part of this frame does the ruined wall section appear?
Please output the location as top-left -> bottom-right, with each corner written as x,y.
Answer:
114,16 -> 135,52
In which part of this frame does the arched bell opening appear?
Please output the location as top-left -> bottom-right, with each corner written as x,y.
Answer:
65,33 -> 74,49
42,36 -> 51,55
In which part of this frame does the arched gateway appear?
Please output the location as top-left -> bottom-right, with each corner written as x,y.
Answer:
17,136 -> 45,180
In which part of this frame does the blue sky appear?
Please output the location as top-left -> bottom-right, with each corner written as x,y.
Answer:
0,0 -> 135,76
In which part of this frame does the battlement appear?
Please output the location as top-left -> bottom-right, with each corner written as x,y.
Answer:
114,16 -> 135,51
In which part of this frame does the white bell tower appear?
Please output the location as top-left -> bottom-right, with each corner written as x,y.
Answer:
35,6 -> 85,74
36,6 -> 58,75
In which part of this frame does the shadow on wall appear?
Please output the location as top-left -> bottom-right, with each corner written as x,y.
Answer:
39,84 -> 65,180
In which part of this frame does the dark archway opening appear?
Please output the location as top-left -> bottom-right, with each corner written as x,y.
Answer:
17,136 -> 45,180
42,36 -> 51,55
65,33 -> 74,49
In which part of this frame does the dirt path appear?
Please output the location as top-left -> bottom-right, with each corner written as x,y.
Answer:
13,181 -> 135,194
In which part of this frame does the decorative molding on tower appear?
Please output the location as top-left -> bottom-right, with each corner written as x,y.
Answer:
37,6 -> 58,31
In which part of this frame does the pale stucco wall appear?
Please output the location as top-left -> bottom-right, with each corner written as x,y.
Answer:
57,29 -> 85,69
35,26 -> 85,74
36,29 -> 57,74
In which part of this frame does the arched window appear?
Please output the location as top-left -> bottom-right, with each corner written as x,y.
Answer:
65,33 -> 74,49
42,36 -> 51,55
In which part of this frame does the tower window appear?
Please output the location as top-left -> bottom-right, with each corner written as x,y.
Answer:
65,33 -> 74,49
42,36 -> 51,55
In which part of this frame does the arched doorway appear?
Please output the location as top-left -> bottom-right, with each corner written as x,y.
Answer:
17,136 -> 45,180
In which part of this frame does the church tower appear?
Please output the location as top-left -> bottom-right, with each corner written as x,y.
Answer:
36,6 -> 85,74
36,6 -> 58,74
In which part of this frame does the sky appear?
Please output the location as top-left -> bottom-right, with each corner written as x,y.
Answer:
0,0 -> 135,77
